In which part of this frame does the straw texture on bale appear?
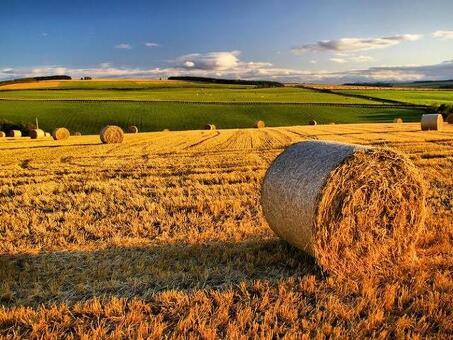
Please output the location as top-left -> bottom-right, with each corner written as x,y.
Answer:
0,131 -> 5,138
447,113 -> 453,124
205,124 -> 216,130
100,125 -> 124,144
30,129 -> 45,139
255,120 -> 265,128
421,114 -> 443,131
127,125 -> 139,133
8,130 -> 21,137
308,120 -> 317,126
393,117 -> 403,123
52,127 -> 70,140
261,140 -> 425,276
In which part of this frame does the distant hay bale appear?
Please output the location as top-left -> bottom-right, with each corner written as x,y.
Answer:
393,117 -> 403,123
421,114 -> 443,131
447,113 -> 453,124
100,125 -> 124,144
8,130 -> 21,137
308,120 -> 317,126
52,127 -> 70,140
163,128 -> 170,132
261,140 -> 426,276
0,131 -> 5,138
255,120 -> 265,128
30,129 -> 45,139
44,132 -> 51,137
74,132 -> 82,136
127,125 -> 139,133
205,124 -> 216,130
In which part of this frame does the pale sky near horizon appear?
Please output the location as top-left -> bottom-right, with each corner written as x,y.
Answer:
2,0 -> 453,83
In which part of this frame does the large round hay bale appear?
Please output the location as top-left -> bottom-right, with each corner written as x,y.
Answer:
446,113 -> 453,124
52,127 -> 70,140
308,120 -> 317,126
0,131 -> 5,138
255,120 -> 265,128
30,129 -> 45,139
127,125 -> 139,133
100,125 -> 124,144
261,140 -> 425,277
204,124 -> 216,130
421,114 -> 443,131
8,130 -> 21,137
393,117 -> 403,123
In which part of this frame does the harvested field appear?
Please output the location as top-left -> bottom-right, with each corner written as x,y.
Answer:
0,123 -> 452,338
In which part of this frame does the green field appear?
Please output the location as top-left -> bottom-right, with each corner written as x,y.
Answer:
0,100 -> 426,134
335,89 -> 453,105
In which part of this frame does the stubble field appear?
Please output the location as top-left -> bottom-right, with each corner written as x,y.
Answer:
0,123 -> 452,338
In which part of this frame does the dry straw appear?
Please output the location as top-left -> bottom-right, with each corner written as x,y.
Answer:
30,129 -> 45,139
421,114 -> 443,131
0,131 -> 5,138
447,113 -> 453,124
8,130 -> 21,137
308,120 -> 317,126
261,140 -> 425,277
393,117 -> 403,123
255,120 -> 265,128
127,126 -> 139,133
100,125 -> 124,144
205,124 -> 216,130
52,127 -> 70,140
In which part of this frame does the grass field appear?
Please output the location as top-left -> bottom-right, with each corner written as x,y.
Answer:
334,89 -> 453,105
0,100 -> 426,134
0,123 -> 452,338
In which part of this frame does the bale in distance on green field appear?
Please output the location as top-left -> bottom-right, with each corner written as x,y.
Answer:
30,129 -> 45,139
204,124 -> 216,130
308,120 -> 317,126
447,113 -> 453,124
0,131 -> 5,138
261,140 -> 426,277
393,117 -> 403,123
8,130 -> 21,137
127,125 -> 139,133
255,120 -> 265,128
100,125 -> 124,144
52,127 -> 70,140
421,114 -> 443,131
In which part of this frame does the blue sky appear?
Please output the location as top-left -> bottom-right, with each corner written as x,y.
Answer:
2,0 -> 453,82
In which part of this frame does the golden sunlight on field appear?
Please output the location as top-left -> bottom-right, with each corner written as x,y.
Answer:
0,123 -> 452,338
0,80 -> 63,90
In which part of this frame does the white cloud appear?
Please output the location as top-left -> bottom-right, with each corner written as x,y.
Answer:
292,34 -> 422,54
99,62 -> 112,68
175,51 -> 241,70
330,58 -> 347,64
144,42 -> 160,48
433,30 -> 453,40
114,43 -> 132,49
310,60 -> 317,64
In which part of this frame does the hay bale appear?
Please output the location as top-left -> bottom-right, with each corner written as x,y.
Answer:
8,130 -> 21,137
446,113 -> 453,124
421,114 -> 443,131
255,120 -> 265,128
30,129 -> 45,139
52,127 -> 70,140
74,132 -> 82,136
204,124 -> 216,130
127,125 -> 139,133
100,125 -> 124,144
44,132 -> 51,137
163,128 -> 170,132
261,140 -> 425,276
308,120 -> 317,126
393,117 -> 403,123
0,131 -> 5,138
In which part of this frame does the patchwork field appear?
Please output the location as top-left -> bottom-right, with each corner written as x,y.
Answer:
0,123 -> 452,338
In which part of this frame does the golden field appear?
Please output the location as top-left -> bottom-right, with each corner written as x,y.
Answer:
0,123 -> 452,338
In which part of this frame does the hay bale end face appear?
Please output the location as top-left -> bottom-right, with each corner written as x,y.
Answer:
127,125 -> 139,133
0,131 -> 5,138
204,124 -> 216,130
447,113 -> 453,124
52,127 -> 70,140
261,140 -> 425,276
308,120 -> 317,126
8,130 -> 22,137
421,114 -> 443,131
255,120 -> 265,128
393,117 -> 403,123
100,125 -> 124,144
30,129 -> 45,139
